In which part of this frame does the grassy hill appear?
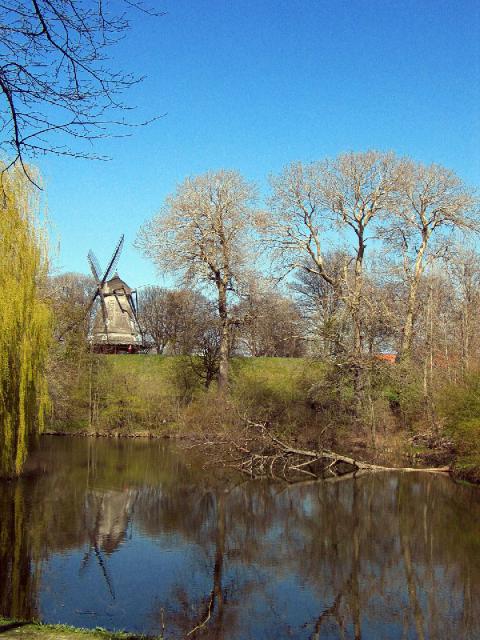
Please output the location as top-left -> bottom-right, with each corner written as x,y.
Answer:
49,354 -> 326,436
48,353 -> 480,482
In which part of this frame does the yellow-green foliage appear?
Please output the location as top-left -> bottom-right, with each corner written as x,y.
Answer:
230,357 -> 324,419
55,355 -> 325,435
53,355 -> 188,433
0,168 -> 51,477
97,355 -> 183,432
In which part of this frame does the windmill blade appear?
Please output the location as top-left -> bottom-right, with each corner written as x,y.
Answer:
128,292 -> 137,316
93,543 -> 116,600
113,290 -> 127,313
87,250 -> 102,283
101,235 -> 124,285
115,288 -> 140,328
128,293 -> 143,338
134,290 -> 139,315
99,292 -> 109,336
127,293 -> 139,322
133,290 -> 143,336
86,290 -> 99,318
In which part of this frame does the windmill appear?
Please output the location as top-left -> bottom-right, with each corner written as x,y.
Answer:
86,235 -> 143,353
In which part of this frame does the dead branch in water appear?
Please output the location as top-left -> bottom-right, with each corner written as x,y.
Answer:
203,421 -> 450,483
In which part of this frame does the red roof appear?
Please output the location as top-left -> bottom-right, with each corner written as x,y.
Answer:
374,353 -> 397,364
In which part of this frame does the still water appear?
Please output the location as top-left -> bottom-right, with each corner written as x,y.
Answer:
0,436 -> 479,639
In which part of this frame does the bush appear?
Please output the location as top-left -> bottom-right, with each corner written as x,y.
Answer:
230,357 -> 324,430
438,373 -> 480,481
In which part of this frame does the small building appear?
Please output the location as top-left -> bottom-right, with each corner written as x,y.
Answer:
374,353 -> 397,365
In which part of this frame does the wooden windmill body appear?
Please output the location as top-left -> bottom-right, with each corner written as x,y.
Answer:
87,236 -> 143,353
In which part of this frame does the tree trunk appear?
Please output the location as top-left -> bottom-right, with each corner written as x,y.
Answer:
462,307 -> 470,376
351,235 -> 365,418
351,237 -> 365,359
401,278 -> 420,360
217,283 -> 229,393
401,234 -> 428,360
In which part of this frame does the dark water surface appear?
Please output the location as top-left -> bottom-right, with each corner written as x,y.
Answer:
0,437 -> 479,639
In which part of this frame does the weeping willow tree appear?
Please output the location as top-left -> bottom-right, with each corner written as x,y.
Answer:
0,167 -> 51,477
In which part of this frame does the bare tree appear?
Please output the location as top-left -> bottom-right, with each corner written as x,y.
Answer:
237,278 -> 306,357
48,271 -> 95,341
0,0 -> 161,183
137,286 -> 170,354
263,152 -> 400,381
264,152 -> 399,359
385,161 -> 477,359
136,170 -> 257,391
291,252 -> 349,357
138,286 -> 214,355
46,271 -> 95,429
191,322 -> 222,389
447,247 -> 480,374
316,151 -> 399,357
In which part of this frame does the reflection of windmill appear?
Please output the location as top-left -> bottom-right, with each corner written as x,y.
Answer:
87,235 -> 143,353
80,488 -> 138,600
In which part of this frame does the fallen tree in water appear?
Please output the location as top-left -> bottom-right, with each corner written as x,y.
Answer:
191,421 -> 451,483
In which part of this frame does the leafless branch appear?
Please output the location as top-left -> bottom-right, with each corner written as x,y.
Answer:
0,0 -> 162,185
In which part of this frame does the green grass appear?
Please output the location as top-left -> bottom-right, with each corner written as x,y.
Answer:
104,354 -> 181,397
50,355 -> 327,436
231,356 -> 322,400
230,357 -> 324,424
107,354 -> 323,399
0,618 -> 154,640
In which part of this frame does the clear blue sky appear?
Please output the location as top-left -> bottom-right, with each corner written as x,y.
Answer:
38,0 -> 480,289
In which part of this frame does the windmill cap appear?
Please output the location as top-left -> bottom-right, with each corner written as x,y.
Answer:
104,272 -> 133,294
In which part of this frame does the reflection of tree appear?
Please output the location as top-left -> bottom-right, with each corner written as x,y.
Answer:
186,492 -> 225,639
350,481 -> 361,640
1,438 -> 480,639
0,483 -> 39,620
309,590 -> 344,640
398,482 -> 425,640
140,473 -> 480,639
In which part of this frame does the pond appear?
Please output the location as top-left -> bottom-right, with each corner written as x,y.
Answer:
0,436 -> 479,639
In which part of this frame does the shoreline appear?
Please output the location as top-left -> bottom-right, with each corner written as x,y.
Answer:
0,618 -> 153,640
42,429 -> 175,439
40,429 -> 474,484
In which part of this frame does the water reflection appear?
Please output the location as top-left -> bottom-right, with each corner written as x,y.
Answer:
0,437 -> 479,639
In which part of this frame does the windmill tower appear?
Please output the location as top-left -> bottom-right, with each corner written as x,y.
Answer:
87,235 -> 143,353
